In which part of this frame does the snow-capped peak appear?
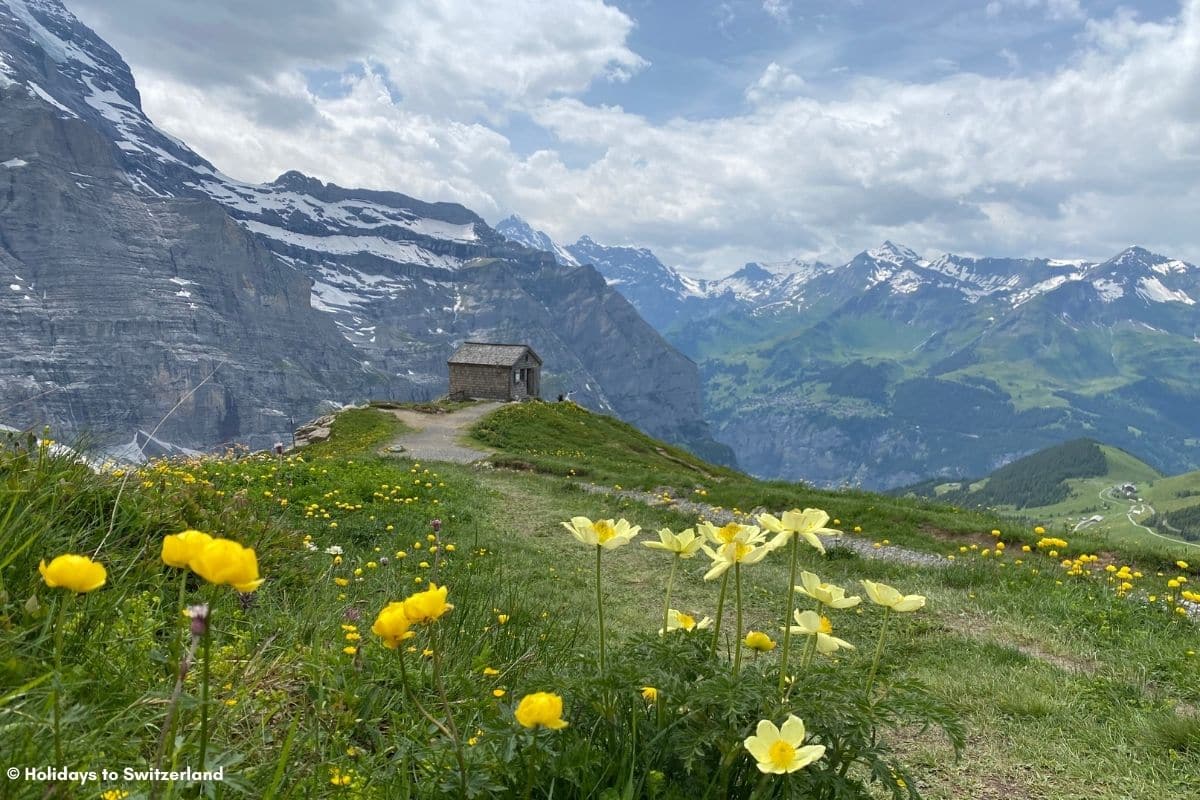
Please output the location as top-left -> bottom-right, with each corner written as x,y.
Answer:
494,214 -> 579,266
867,240 -> 923,265
727,262 -> 779,283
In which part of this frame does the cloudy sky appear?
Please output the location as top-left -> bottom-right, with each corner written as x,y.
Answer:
69,0 -> 1198,277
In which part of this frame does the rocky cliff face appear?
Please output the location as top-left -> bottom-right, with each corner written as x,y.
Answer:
0,0 -> 728,462
0,87 -> 380,450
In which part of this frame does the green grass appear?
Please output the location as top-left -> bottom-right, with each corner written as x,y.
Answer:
304,405 -> 410,457
1,407 -> 1198,799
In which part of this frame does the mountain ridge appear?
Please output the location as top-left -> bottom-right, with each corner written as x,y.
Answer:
0,0 -> 730,463
495,220 -> 1200,489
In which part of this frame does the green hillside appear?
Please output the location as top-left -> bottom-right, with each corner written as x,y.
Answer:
899,439 -> 1200,554
679,284 -> 1200,489
1,405 -> 1197,800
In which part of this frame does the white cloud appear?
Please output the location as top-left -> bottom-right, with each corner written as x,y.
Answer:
986,0 -> 1085,22
763,0 -> 791,24
70,0 -> 1200,277
745,62 -> 805,104
71,0 -> 645,116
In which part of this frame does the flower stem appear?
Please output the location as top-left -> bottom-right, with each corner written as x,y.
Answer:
778,535 -> 799,692
595,545 -> 606,673
709,571 -> 730,659
198,605 -> 212,771
802,630 -> 817,669
522,732 -> 537,800
398,646 -> 465,796
150,632 -> 200,800
732,563 -> 745,676
866,607 -> 891,696
662,556 -> 679,635
431,632 -> 468,799
51,593 -> 71,766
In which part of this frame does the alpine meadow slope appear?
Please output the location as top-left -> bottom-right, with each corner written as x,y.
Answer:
2,402 -> 1197,799
0,0 -> 728,464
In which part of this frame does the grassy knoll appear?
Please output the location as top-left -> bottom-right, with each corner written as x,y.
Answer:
0,405 -> 1197,799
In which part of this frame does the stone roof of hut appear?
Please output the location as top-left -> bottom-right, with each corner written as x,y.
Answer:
447,342 -> 542,367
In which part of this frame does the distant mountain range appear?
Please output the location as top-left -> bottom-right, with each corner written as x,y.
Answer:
0,0 -> 729,462
496,218 -> 1200,489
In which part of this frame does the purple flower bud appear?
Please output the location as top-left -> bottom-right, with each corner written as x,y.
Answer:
188,604 -> 209,637
430,519 -> 442,533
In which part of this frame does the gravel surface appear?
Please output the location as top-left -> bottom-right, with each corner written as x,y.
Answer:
381,402 -> 502,463
578,483 -> 948,568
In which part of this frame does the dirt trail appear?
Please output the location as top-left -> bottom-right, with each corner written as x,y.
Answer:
381,402 -> 502,463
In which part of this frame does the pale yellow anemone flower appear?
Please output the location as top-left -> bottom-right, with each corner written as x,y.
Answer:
698,520 -> 760,546
561,517 -> 640,549
700,530 -> 781,581
744,715 -> 826,774
642,527 -> 702,557
660,608 -> 712,634
861,580 -> 926,612
758,508 -> 841,555
789,610 -> 855,655
796,571 -> 861,609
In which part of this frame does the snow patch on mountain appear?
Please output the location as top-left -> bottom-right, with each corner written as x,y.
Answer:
242,221 -> 464,270
0,51 -> 14,86
1011,273 -> 1085,306
1092,278 -> 1124,302
195,176 -> 479,245
26,81 -> 76,115
1136,276 -> 1195,305
6,0 -> 96,68
1152,259 -> 1192,275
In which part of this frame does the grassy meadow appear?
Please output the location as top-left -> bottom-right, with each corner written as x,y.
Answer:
1,404 -> 1198,799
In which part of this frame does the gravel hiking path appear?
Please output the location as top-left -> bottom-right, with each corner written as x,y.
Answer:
577,482 -> 948,568
381,402 -> 503,464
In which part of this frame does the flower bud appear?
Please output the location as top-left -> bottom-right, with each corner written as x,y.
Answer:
188,604 -> 209,637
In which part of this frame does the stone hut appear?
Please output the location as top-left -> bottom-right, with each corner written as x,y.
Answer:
447,342 -> 542,401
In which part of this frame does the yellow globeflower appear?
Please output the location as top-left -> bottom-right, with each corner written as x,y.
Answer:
661,608 -> 712,634
161,529 -> 213,569
757,508 -> 840,554
402,583 -> 453,624
371,602 -> 414,648
514,692 -> 569,730
789,610 -> 855,654
796,571 -> 861,609
39,554 -> 107,593
1177,560 -> 1190,570
561,517 -> 640,549
744,715 -> 825,774
641,686 -> 658,702
861,580 -> 925,612
642,527 -> 702,557
744,630 -> 776,652
190,538 -> 264,592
